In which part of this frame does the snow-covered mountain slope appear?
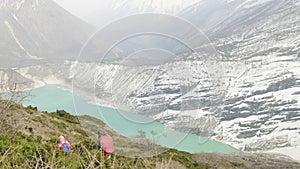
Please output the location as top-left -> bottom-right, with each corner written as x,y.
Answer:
0,0 -> 93,68
66,0 -> 300,152
179,0 -> 299,36
178,0 -> 244,31
224,0 -> 276,9
207,0 -> 300,150
210,0 -> 298,37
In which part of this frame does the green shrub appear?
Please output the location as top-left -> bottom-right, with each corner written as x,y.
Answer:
49,110 -> 80,124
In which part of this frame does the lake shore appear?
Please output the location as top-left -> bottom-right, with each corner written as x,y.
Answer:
22,84 -> 239,154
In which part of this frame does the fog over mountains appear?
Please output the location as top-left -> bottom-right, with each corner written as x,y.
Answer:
1,0 -> 300,161
83,0 -> 200,28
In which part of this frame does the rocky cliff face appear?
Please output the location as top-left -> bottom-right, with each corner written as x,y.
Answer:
0,69 -> 34,92
209,0 -> 300,150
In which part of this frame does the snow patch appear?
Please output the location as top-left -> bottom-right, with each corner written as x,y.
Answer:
244,0 -> 273,8
16,0 -> 25,11
13,14 -> 19,22
229,0 -> 274,9
268,146 -> 300,162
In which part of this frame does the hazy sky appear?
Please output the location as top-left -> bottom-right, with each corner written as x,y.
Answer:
53,0 -> 202,28
53,0 -> 201,21
53,0 -> 104,19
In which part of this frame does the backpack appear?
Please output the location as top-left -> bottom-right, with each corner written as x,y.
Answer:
62,142 -> 71,153
100,134 -> 115,155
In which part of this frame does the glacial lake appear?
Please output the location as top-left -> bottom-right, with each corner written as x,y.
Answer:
22,85 -> 238,153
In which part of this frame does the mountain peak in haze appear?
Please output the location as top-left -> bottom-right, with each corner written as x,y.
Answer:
0,0 -> 93,68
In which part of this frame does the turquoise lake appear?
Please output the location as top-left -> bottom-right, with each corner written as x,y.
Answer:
22,85 -> 238,153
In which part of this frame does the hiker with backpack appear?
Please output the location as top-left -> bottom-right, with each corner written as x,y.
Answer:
58,135 -> 71,153
98,129 -> 115,156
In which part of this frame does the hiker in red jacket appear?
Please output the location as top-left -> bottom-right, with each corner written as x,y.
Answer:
98,129 -> 114,156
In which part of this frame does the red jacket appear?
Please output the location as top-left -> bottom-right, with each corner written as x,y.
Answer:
100,134 -> 114,155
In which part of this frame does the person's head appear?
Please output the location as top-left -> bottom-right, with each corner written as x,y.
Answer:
98,129 -> 106,136
59,135 -> 66,143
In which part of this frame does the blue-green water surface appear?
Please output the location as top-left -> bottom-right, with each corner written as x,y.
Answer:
22,85 -> 238,153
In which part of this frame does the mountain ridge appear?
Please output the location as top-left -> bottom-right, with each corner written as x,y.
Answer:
0,0 -> 94,67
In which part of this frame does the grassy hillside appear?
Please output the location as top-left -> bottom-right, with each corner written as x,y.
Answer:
0,100 -> 299,168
